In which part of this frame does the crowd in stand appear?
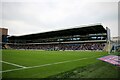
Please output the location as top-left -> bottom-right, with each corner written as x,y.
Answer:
8,43 -> 105,51
59,43 -> 105,50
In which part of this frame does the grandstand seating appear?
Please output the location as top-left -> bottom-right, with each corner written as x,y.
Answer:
6,24 -> 109,51
8,43 -> 106,51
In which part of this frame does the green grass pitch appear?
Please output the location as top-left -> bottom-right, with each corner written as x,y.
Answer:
1,50 -> 119,78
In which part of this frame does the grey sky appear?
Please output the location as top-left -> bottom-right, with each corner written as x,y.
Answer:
0,0 -> 118,37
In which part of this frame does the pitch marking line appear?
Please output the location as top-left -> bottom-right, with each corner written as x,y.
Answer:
0,61 -> 27,68
1,56 -> 97,73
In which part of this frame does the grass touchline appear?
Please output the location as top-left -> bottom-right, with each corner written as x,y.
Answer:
2,50 -> 111,78
0,61 -> 27,68
1,56 -> 97,73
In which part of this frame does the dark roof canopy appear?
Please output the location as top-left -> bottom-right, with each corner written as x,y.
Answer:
9,24 -> 107,40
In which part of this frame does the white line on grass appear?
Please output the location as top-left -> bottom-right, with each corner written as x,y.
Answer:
0,61 -> 27,68
1,56 -> 97,73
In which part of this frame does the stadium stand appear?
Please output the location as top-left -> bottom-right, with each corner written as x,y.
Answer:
109,37 -> 120,53
6,24 -> 110,51
7,43 -> 105,50
0,28 -> 8,49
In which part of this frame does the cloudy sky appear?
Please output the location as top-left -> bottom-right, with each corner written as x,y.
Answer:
0,0 -> 119,37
